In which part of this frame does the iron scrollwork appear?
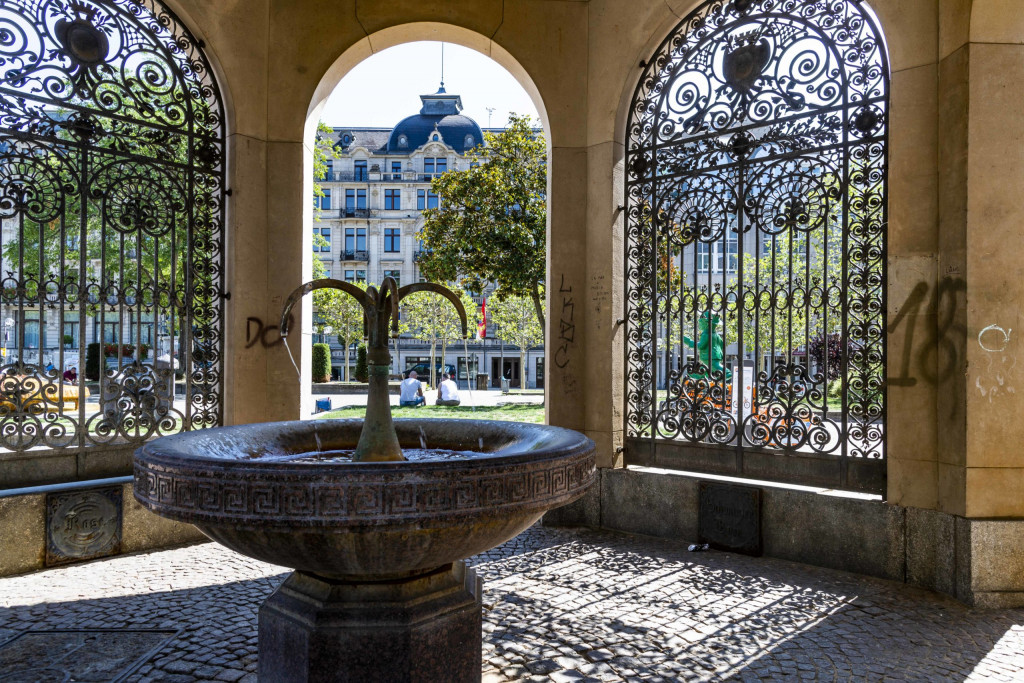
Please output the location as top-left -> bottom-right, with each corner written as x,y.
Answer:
0,0 -> 225,452
625,0 -> 887,490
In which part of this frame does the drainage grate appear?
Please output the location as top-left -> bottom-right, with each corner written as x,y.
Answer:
0,629 -> 178,682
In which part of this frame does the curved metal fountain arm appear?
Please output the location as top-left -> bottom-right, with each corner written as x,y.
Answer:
279,278 -> 376,338
396,283 -> 469,339
378,277 -> 401,338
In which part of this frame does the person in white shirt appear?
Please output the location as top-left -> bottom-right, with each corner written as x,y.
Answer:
399,370 -> 425,407
435,373 -> 461,406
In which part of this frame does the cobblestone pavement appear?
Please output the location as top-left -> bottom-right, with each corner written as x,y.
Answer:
2,525 -> 1023,681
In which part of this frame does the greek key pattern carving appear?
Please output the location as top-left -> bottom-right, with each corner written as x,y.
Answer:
134,451 -> 595,526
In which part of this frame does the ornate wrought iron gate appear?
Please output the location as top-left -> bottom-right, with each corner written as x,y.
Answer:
0,0 -> 224,451
624,0 -> 887,492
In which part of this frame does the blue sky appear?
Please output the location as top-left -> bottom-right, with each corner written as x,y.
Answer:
320,42 -> 541,129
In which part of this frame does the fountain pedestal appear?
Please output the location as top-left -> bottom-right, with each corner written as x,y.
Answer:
259,562 -> 481,682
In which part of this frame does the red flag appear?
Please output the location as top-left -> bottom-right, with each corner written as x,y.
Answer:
477,299 -> 487,339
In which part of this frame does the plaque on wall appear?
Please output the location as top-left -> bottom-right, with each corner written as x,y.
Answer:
698,481 -> 762,556
46,486 -> 123,566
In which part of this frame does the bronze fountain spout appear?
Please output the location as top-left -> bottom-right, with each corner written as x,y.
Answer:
279,276 -> 468,462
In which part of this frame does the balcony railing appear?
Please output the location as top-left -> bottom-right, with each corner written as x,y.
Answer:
325,208 -> 371,219
341,250 -> 369,262
317,171 -> 441,183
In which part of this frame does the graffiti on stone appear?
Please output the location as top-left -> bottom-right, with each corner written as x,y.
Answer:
976,324 -> 1015,402
554,274 -> 575,369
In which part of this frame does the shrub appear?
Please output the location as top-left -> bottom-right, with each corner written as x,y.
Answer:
355,345 -> 368,382
62,334 -> 74,348
808,333 -> 847,379
312,343 -> 331,383
85,343 -> 101,381
102,343 -> 135,358
139,343 -> 150,359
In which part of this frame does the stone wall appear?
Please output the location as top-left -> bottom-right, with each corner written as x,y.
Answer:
547,467 -> 1024,607
0,478 -> 207,578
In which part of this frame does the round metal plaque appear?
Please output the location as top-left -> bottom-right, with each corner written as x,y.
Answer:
46,487 -> 122,565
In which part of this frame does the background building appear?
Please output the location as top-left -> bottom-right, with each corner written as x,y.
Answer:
314,87 -> 543,388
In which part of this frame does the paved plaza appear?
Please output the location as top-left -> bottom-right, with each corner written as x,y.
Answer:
1,525 -> 1023,681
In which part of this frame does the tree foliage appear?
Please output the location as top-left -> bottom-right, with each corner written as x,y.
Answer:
312,275 -> 365,382
312,121 -> 335,221
399,288 -> 477,388
418,114 -> 547,328
488,289 -> 544,391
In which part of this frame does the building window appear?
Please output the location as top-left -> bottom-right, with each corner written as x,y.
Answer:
417,189 -> 439,210
314,227 -> 331,252
344,228 -> 367,253
354,160 -> 367,181
356,270 -> 366,282
97,321 -> 119,344
423,157 -> 447,178
319,189 -> 331,210
695,238 -> 737,274
345,189 -> 355,209
22,313 -> 39,349
130,322 -> 154,346
384,189 -> 401,210
398,135 -> 408,148
464,135 -> 474,148
344,269 -> 354,282
357,189 -> 366,209
63,316 -> 79,349
324,159 -> 333,180
457,356 -> 479,381
383,269 -> 400,286
391,161 -> 402,179
384,228 -> 401,252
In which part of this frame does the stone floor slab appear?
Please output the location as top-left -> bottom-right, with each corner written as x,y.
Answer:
0,526 -> 1022,681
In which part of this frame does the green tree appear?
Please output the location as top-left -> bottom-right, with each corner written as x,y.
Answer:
399,288 -> 476,388
418,114 -> 547,328
488,289 -> 544,392
312,121 -> 336,221
314,277 -> 366,382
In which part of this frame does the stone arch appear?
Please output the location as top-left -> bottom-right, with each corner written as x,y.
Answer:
307,23 -> 549,143
283,22 -> 551,414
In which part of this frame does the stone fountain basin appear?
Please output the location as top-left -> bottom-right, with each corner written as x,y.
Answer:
133,419 -> 595,579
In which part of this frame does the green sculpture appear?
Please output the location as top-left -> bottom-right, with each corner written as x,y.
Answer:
683,311 -> 732,381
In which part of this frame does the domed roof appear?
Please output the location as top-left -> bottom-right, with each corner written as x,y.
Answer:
387,87 -> 484,154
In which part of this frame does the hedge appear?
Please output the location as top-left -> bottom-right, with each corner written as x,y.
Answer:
312,343 -> 331,383
355,345 -> 368,382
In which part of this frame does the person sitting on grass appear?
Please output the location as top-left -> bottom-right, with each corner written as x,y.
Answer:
399,370 -> 425,407
436,372 -> 461,407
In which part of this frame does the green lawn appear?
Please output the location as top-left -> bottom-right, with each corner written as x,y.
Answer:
318,403 -> 545,423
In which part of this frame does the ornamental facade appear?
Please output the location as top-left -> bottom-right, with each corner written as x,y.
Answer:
313,88 -> 543,388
